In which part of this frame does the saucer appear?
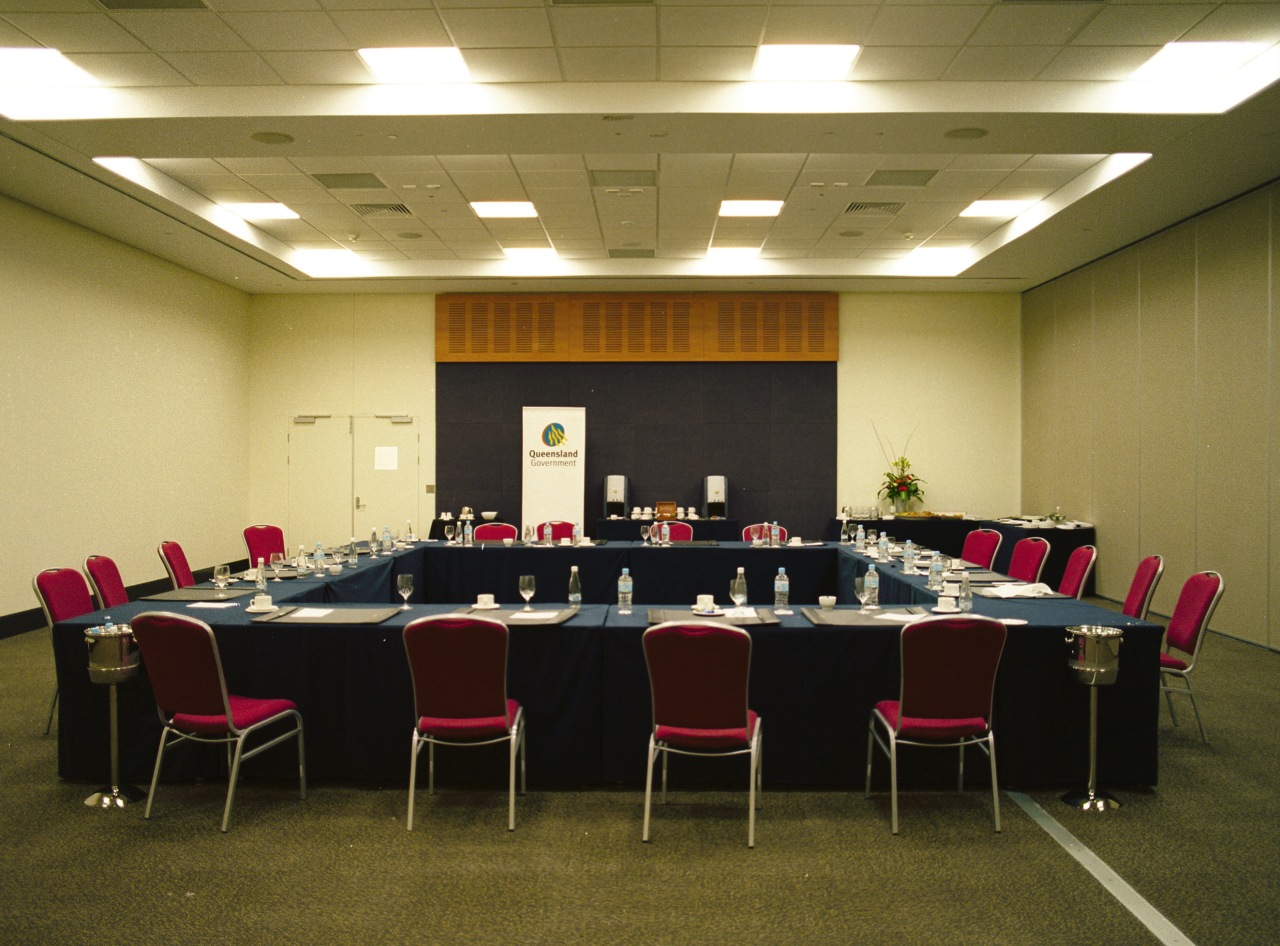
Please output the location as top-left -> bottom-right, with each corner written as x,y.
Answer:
472,603 -> 501,610
692,608 -> 725,617
931,606 -> 961,614
246,605 -> 277,614
998,618 -> 1028,626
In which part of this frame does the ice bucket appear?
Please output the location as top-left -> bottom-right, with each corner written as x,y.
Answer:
1065,625 -> 1123,687
84,624 -> 139,685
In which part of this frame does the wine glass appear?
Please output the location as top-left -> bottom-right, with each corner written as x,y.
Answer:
268,552 -> 284,581
397,574 -> 413,611
748,524 -> 761,544
640,524 -> 650,546
518,574 -> 536,611
444,523 -> 456,544
212,564 -> 230,590
729,573 -> 748,608
523,524 -> 534,545
854,577 -> 867,607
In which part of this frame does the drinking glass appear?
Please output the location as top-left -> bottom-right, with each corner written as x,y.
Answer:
268,552 -> 284,581
518,574 -> 536,611
854,577 -> 866,606
213,564 -> 230,590
729,575 -> 748,608
640,524 -> 650,545
397,574 -> 413,610
748,524 -> 761,543
444,523 -> 456,544
523,524 -> 534,545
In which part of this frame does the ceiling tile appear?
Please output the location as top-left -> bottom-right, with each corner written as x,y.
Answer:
326,9 -> 450,47
659,6 -> 768,46
259,50 -> 369,84
463,46 -> 562,81
549,7 -> 656,47
438,155 -> 514,172
109,11 -> 251,52
865,6 -> 987,46
1037,45 -> 1161,81
1181,4 -> 1280,43
851,45 -> 957,79
942,45 -> 1061,81
658,45 -> 755,79
3,13 -> 146,52
162,51 -> 282,84
760,5 -> 876,45
965,3 -> 1102,46
66,52 -> 191,86
1072,4 -> 1217,46
561,47 -> 657,81
222,12 -> 348,50
440,8 -> 553,48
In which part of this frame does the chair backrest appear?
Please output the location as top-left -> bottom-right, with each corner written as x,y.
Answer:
650,521 -> 693,541
1122,555 -> 1164,620
84,555 -> 129,609
536,521 -> 576,542
403,616 -> 512,723
243,524 -> 286,566
1165,571 -> 1224,661
131,612 -> 232,722
898,616 -> 1007,724
960,529 -> 1002,569
643,622 -> 751,732
742,523 -> 788,542
158,540 -> 195,590
1007,537 -> 1051,583
1057,545 -> 1097,599
474,522 -> 518,541
32,568 -> 96,626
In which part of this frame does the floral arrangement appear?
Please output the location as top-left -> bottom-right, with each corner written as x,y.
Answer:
873,423 -> 925,508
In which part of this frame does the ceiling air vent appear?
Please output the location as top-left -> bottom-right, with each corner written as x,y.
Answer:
865,169 -> 937,187
351,203 -> 412,218
843,201 -> 904,216
313,173 -> 386,190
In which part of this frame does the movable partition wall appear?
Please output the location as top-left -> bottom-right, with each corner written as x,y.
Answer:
435,293 -> 838,537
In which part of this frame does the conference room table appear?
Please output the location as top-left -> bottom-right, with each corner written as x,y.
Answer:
51,539 -> 1161,791
594,517 -> 741,542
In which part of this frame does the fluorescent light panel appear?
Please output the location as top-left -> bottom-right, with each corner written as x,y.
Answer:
1131,42 -> 1271,82
960,199 -> 1034,218
705,247 -> 761,259
719,200 -> 784,217
221,202 -> 298,220
503,247 -> 559,260
0,48 -> 98,86
471,201 -> 538,218
357,47 -> 470,83
752,45 -> 860,81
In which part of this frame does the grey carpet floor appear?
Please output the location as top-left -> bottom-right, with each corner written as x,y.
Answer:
3,613 -> 1278,946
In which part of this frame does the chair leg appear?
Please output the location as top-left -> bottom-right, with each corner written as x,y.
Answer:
407,732 -> 421,831
143,727 -> 171,821
642,735 -> 658,842
1185,681 -> 1208,744
428,741 -> 436,795
1164,683 -> 1179,726
519,724 -> 528,794
865,722 -> 875,798
221,734 -> 248,833
957,743 -> 965,795
44,686 -> 58,735
747,738 -> 759,849
889,731 -> 899,835
660,747 -> 669,805
507,726 -> 518,832
987,733 -> 1001,833
296,718 -> 307,800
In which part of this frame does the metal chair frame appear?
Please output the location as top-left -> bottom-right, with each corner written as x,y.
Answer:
1058,544 -> 1097,599
84,554 -> 129,610
642,621 -> 763,848
1122,555 -> 1164,621
1160,571 -> 1224,744
33,567 -> 96,736
157,540 -> 195,590
1008,536 -> 1052,584
960,528 -> 1003,569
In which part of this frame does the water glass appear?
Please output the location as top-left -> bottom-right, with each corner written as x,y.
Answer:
212,564 -> 230,590
397,574 -> 413,610
519,574 -> 536,610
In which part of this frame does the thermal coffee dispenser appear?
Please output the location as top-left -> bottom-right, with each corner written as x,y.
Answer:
703,475 -> 728,518
604,475 -> 629,517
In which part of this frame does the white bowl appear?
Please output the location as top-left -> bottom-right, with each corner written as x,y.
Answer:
481,511 -> 497,521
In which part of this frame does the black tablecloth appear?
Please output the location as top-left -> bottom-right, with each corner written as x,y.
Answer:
594,518 -> 741,542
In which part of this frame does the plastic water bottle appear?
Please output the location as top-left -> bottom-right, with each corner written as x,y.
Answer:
770,522 -> 781,547
903,539 -> 916,572
855,523 -> 866,550
865,565 -> 880,609
463,519 -> 473,546
660,521 -> 670,546
370,528 -> 379,555
617,567 -> 633,614
382,525 -> 393,551
543,522 -> 552,545
929,555 -> 945,591
573,521 -> 581,546
730,566 -> 748,607
877,533 -> 889,561
959,572 -> 974,612
773,567 -> 790,612
297,544 -> 309,572
349,537 -> 358,565
568,565 -> 582,606
255,558 -> 266,591
314,542 -> 326,570
102,615 -> 114,632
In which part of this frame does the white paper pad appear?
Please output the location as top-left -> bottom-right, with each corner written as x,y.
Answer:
291,607 -> 334,618
982,583 -> 1054,598
188,602 -> 237,609
724,607 -> 757,619
508,611 -> 559,622
874,610 -> 921,621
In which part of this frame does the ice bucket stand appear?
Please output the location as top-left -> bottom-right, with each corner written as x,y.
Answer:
1062,624 -> 1124,812
83,625 -> 147,810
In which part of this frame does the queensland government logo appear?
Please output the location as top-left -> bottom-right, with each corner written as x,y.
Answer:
541,423 -> 567,447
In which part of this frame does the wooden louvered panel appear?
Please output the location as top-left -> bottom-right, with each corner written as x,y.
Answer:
437,293 -> 836,362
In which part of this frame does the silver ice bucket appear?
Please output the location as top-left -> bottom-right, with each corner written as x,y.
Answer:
84,625 -> 139,685
1065,625 -> 1123,687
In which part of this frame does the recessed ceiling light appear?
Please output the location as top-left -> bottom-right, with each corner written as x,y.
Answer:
357,47 -> 471,83
706,247 -> 761,259
1131,42 -> 1270,82
752,45 -> 861,81
0,48 -> 98,86
221,202 -> 298,220
960,200 -> 1034,218
719,200 -> 784,217
471,201 -> 538,218
503,247 -> 559,260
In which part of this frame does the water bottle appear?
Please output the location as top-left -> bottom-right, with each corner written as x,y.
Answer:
660,521 -> 670,546
349,537 -> 358,565
568,565 -> 582,606
773,567 -> 790,612
877,533 -> 889,561
903,539 -> 915,572
102,614 -> 114,632
369,527 -> 379,556
929,555 -> 945,590
959,571 -> 973,612
315,542 -> 326,570
463,519 -> 473,546
297,544 -> 309,572
730,566 -> 748,608
255,558 -> 266,591
543,522 -> 552,545
770,521 -> 781,547
406,519 -> 414,542
573,521 -> 581,546
617,567 -> 633,614
855,523 -> 866,550
382,525 -> 393,551
865,564 -> 880,608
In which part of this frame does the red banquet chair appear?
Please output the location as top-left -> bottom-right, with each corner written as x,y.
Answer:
131,611 -> 306,832
742,523 -> 788,543
535,520 -> 576,542
1057,545 -> 1097,600
1007,537 -> 1051,584
403,615 -> 526,831
33,567 -> 97,735
1122,555 -> 1164,620
1160,571 -> 1225,744
960,528 -> 1002,569
243,524 -> 286,568
157,540 -> 195,590
648,520 -> 693,542
473,522 -> 518,541
642,621 -> 762,847
84,554 -> 129,610
866,615 -> 1007,835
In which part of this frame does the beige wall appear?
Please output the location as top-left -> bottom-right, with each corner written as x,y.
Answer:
247,294 -> 437,542
1021,183 -> 1278,648
0,194 -> 250,617
837,293 -> 1023,519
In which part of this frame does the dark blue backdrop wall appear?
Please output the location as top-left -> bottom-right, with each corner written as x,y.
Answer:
436,361 -> 836,538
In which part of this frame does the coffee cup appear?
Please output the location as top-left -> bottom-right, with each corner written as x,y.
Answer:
476,593 -> 495,608
788,537 -> 802,546
942,581 -> 960,596
251,594 -> 272,610
819,595 -> 836,610
328,564 -> 342,575
560,537 -> 571,546
696,594 -> 715,612
937,595 -> 958,612
502,537 -> 514,547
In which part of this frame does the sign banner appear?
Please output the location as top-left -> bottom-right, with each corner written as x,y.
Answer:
522,406 -> 586,534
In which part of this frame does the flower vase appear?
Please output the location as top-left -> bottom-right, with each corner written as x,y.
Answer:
893,495 -> 908,514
